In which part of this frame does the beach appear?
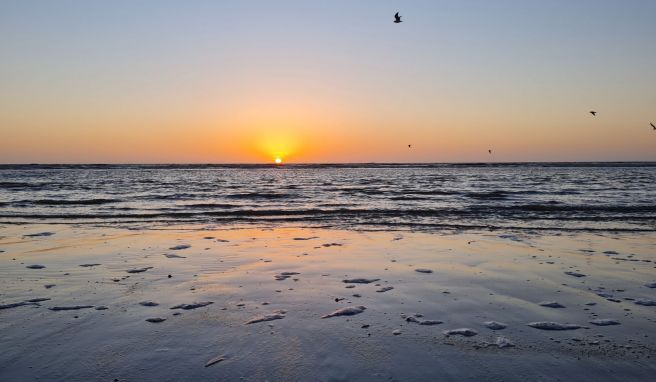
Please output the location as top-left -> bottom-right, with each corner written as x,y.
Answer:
1,223 -> 655,381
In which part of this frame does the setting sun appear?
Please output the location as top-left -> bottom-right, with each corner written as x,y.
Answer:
275,157 -> 282,164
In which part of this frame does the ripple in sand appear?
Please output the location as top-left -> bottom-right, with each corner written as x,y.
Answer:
645,282 -> 656,289
443,328 -> 478,337
95,306 -> 108,310
139,301 -> 159,307
527,321 -> 581,330
205,355 -> 226,367
321,306 -> 366,318
79,264 -> 101,267
564,271 -> 586,278
146,317 -> 166,323
415,268 -> 433,274
589,318 -> 620,326
342,278 -> 379,284
126,267 -> 153,273
392,329 -> 402,335
539,301 -> 566,308
26,264 -> 46,269
484,321 -> 507,330
164,253 -> 186,258
0,301 -> 39,310
23,232 -> 55,238
26,298 -> 50,303
171,302 -> 213,310
169,244 -> 191,250
245,310 -> 287,324
634,299 -> 656,306
419,320 -> 443,326
376,286 -> 394,293
49,305 -> 94,311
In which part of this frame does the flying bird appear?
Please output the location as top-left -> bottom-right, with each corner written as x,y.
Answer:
651,122 -> 655,130
488,149 -> 492,154
590,111 -> 597,116
394,12 -> 402,23
408,144 -> 412,148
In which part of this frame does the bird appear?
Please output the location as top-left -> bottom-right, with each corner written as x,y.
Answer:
590,111 -> 597,116
408,144 -> 412,148
488,149 -> 492,154
394,12 -> 402,23
651,122 -> 655,130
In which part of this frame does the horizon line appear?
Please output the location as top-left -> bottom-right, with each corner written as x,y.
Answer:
1,160 -> 656,166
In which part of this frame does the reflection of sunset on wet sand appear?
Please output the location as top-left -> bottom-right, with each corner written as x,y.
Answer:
2,224 -> 656,380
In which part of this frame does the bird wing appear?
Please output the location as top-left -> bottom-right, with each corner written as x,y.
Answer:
651,123 -> 655,129
395,12 -> 399,18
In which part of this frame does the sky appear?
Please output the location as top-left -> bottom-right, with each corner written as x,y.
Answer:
1,0 -> 655,163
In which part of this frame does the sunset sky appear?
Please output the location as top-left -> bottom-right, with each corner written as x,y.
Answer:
1,0 -> 655,163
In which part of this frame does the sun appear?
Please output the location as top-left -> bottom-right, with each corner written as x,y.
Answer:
274,157 -> 282,164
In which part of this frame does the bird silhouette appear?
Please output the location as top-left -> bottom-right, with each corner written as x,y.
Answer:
651,122 -> 655,130
394,12 -> 402,23
590,111 -> 597,116
488,149 -> 492,154
408,144 -> 412,148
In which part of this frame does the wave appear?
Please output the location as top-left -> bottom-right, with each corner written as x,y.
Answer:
28,198 -> 119,206
1,205 -> 654,220
225,192 -> 299,199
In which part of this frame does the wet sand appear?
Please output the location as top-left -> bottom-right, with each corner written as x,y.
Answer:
1,224 -> 655,381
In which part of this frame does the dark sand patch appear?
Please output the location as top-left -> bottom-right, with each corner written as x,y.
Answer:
139,301 -> 159,307
126,267 -> 153,273
539,301 -> 566,308
527,322 -> 582,330
169,244 -> 191,250
145,318 -> 166,323
342,278 -> 379,284
171,302 -> 213,310
23,232 -> 55,238
564,271 -> 586,278
274,272 -> 300,281
49,306 -> 94,311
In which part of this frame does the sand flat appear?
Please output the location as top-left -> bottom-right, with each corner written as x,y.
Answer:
0,224 -> 655,381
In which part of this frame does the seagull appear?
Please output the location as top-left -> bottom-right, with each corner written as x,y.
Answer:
488,149 -> 492,154
394,12 -> 402,23
408,144 -> 412,148
651,122 -> 655,130
590,111 -> 597,116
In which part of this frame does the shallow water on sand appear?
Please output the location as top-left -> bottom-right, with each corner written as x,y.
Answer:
1,224 -> 655,381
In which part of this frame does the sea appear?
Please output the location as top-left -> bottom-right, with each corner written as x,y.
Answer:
1,163 -> 655,232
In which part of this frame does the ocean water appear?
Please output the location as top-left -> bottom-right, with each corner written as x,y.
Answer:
0,163 -> 655,231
